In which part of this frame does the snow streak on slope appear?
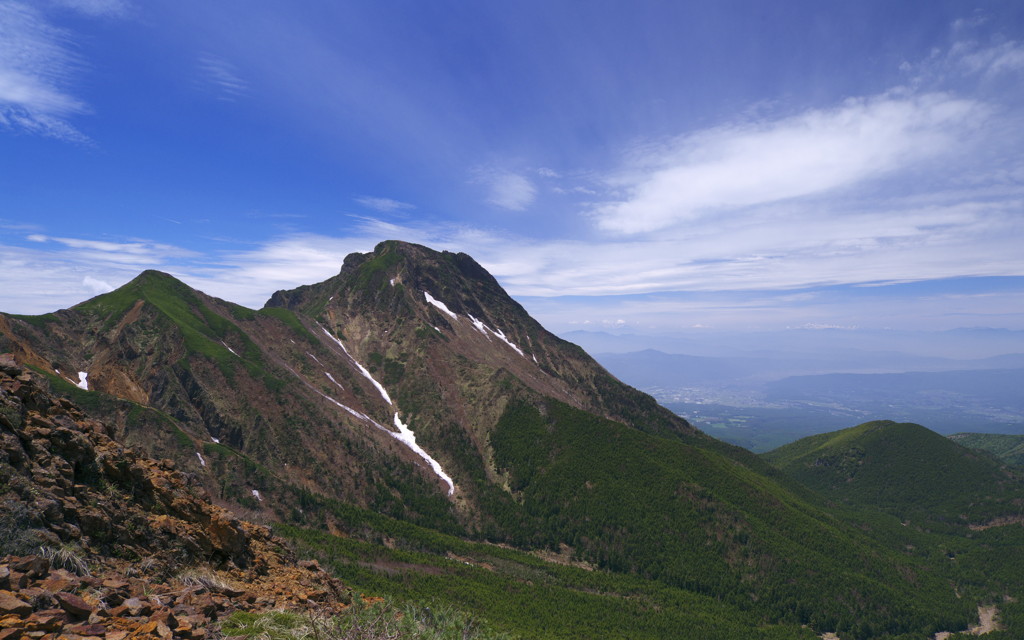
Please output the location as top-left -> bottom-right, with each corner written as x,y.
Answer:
392,413 -> 455,496
423,291 -> 457,319
324,371 -> 344,391
318,391 -> 376,424
468,314 -> 524,356
424,291 -> 524,357
314,324 -> 454,495
76,372 -> 89,391
320,326 -> 393,405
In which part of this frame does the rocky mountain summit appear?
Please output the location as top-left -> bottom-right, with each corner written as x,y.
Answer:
2,241 -> 1018,639
0,354 -> 348,639
0,241 -> 699,531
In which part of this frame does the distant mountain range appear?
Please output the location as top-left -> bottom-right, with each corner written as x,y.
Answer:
590,348 -> 1024,452
2,241 -> 1023,638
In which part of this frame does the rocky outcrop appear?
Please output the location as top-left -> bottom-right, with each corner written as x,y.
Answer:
0,354 -> 350,638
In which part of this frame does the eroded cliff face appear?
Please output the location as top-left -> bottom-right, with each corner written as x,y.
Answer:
0,353 -> 349,638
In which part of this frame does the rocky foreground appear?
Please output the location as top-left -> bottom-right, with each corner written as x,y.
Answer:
0,354 -> 350,639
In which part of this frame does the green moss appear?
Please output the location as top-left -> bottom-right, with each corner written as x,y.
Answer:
257,307 -> 319,344
5,313 -> 59,329
203,442 -> 241,458
352,248 -> 402,290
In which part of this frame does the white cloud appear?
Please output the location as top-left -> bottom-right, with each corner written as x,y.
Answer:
957,41 -> 1024,77
591,91 -> 986,234
82,275 -> 113,294
356,196 -> 416,213
478,171 -> 536,211
197,55 -> 248,100
28,234 -> 196,264
0,1 -> 88,141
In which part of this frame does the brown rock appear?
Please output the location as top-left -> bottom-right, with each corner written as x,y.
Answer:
0,566 -> 10,590
54,592 -> 92,619
39,576 -> 77,594
12,556 -> 49,578
9,571 -> 28,590
100,580 -> 129,591
128,620 -> 158,637
105,631 -> 129,640
214,585 -> 245,598
0,589 -> 33,616
0,627 -> 21,640
121,598 -> 151,618
148,609 -> 176,631
66,624 -> 108,636
24,609 -> 67,631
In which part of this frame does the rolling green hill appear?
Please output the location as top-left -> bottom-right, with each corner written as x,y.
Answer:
763,420 -> 1024,524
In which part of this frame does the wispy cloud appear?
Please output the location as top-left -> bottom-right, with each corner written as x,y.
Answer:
356,196 -> 415,213
477,170 -> 537,211
591,91 -> 986,234
952,40 -> 1024,78
197,55 -> 248,101
50,0 -> 130,18
0,1 -> 88,141
27,234 -> 197,264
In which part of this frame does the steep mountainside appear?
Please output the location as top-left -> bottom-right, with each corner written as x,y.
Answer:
764,420 -> 1024,522
0,240 -> 1002,638
0,242 -> 695,530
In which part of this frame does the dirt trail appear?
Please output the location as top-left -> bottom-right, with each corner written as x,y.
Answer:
970,605 -> 999,634
933,604 -> 1000,639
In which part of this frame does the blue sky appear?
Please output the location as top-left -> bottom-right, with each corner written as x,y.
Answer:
2,0 -> 1024,340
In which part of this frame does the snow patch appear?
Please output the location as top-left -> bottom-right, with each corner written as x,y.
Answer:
320,326 -> 392,405
307,352 -> 322,365
424,292 -> 457,319
318,390 -> 377,424
325,371 -> 344,390
467,315 -> 523,356
196,452 -> 206,467
76,372 -> 89,391
390,278 -> 396,287
391,413 -> 455,496
467,314 -> 488,336
212,437 -> 220,444
252,489 -> 262,502
488,325 -> 524,356
221,342 -> 239,357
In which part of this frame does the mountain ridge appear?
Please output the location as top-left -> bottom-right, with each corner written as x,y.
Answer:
0,239 -> 1007,638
